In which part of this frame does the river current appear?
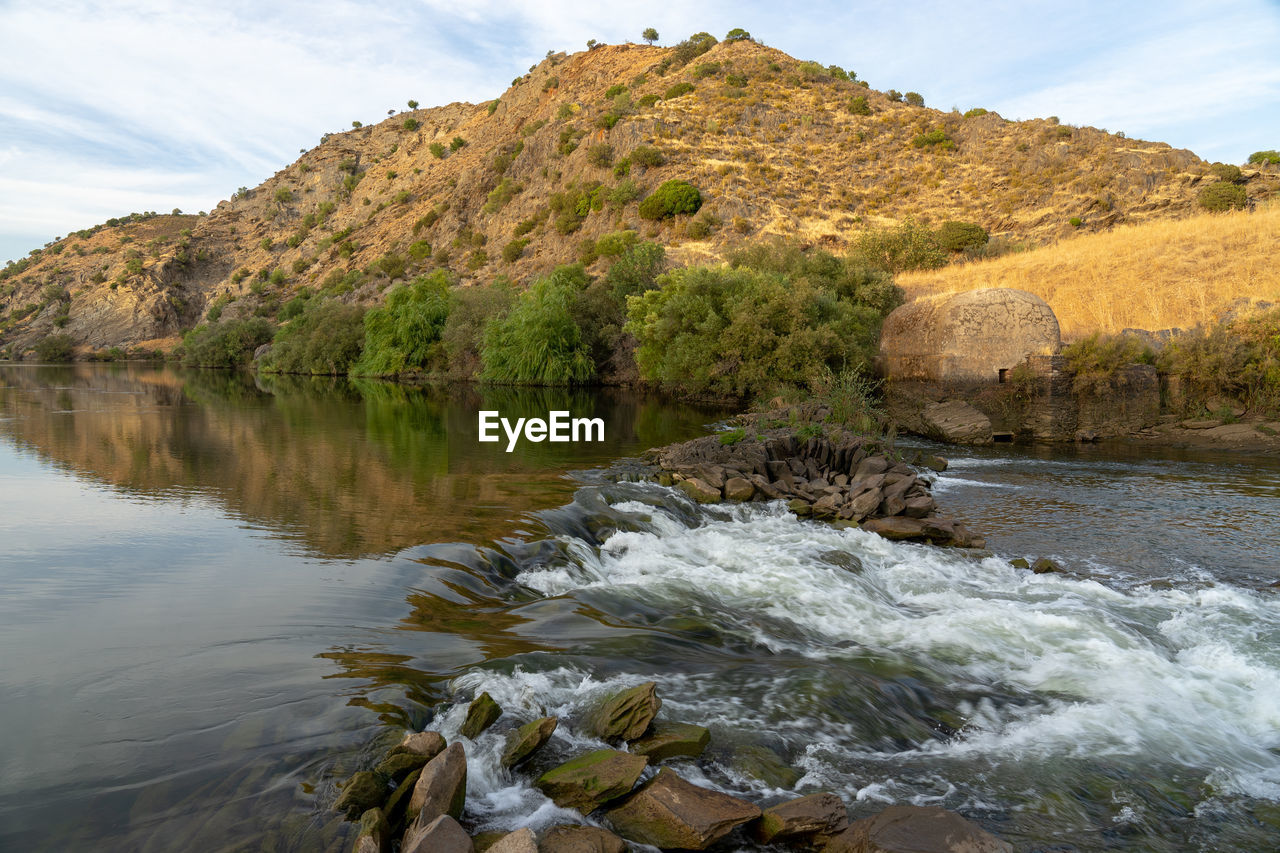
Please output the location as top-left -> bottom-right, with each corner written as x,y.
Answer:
1,363 -> 1277,851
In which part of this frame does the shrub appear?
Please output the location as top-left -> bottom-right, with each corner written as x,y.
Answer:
467,249 -> 488,270
393,190 -> 411,204
638,93 -> 659,108
606,178 -> 643,207
604,242 -> 665,300
638,179 -> 702,220
502,238 -> 529,262
963,107 -> 988,118
442,279 -> 515,379
596,112 -> 620,130
1198,181 -> 1247,212
1209,162 -> 1242,183
449,136 -> 467,151
904,91 -> 924,107
35,334 -> 75,363
557,125 -> 585,155
488,99 -> 499,115
1247,150 -> 1279,165
481,265 -> 595,384
513,211 -> 547,237
935,221 -> 989,252
849,219 -> 947,274
274,188 -> 293,204
402,118 -> 419,131
430,142 -> 446,158
595,230 -> 638,257
630,144 -> 665,167
375,252 -> 407,280
663,82 -> 695,100
181,318 -> 275,368
1069,217 -> 1084,228
279,292 -> 310,320
1063,332 -> 1155,394
262,299 -> 366,375
408,239 -> 432,261
483,177 -> 523,213
353,270 -> 452,376
885,89 -> 903,102
550,181 -> 604,233
604,84 -> 627,99
587,142 -> 614,167
693,61 -> 721,79
847,95 -> 871,115
911,129 -> 955,149
724,27 -> 751,41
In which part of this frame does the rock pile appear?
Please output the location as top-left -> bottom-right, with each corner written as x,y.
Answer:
645,427 -> 984,548
332,683 -> 1012,852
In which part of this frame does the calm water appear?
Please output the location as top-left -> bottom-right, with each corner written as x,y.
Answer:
1,363 -> 1278,851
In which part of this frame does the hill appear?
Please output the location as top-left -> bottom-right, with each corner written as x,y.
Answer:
2,32 -> 1277,354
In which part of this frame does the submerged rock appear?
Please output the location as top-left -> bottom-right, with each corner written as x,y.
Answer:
731,744 -> 802,789
535,749 -> 648,813
374,751 -> 429,785
335,770 -> 388,820
408,742 -> 467,824
1032,557 -> 1064,574
603,767 -> 760,849
402,814 -> 473,853
582,681 -> 661,741
629,720 -> 711,763
753,792 -> 848,844
352,807 -> 391,853
501,715 -> 558,768
537,825 -> 628,853
460,692 -> 503,739
822,805 -> 1013,853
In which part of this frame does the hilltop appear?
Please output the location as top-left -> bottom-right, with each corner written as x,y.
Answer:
2,32 -> 1277,353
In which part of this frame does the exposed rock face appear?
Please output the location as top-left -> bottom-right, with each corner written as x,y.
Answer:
754,792 -> 849,843
460,692 -> 503,739
538,825 -> 628,853
822,805 -> 1013,853
402,814 -> 473,853
603,768 -> 761,849
880,288 -> 1061,383
535,749 -> 648,812
501,716 -> 558,768
922,400 -> 993,445
582,682 -> 661,741
408,742 -> 467,823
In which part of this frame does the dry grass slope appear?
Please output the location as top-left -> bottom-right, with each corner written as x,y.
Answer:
897,204 -> 1280,338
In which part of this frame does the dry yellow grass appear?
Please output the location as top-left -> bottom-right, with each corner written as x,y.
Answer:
897,204 -> 1280,338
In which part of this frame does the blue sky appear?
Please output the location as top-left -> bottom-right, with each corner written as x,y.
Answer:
2,0 -> 1278,264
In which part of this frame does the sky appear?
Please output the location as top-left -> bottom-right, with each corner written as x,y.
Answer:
1,0 -> 1278,265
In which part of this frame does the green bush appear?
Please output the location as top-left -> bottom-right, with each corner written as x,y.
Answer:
911,129 -> 955,149
274,188 -> 293,204
430,142 -> 446,158
904,91 -> 924,107
1069,216 -> 1084,228
450,136 -> 467,151
630,144 -> 665,167
375,252 -> 406,280
353,270 -> 452,376
35,334 -> 75,363
1209,162 -> 1242,182
886,89 -> 903,102
728,240 -> 902,315
393,190 -> 411,204
279,291 -> 310,321
262,299 -> 366,375
550,181 -> 604,233
606,178 -> 643,207
181,318 -> 275,368
502,238 -> 529,262
693,61 -> 721,79
1063,332 -> 1155,394
604,84 -> 627,99
587,142 -> 614,167
595,112 -> 620,130
935,221 -> 989,252
1247,150 -> 1279,165
638,179 -> 702,219
1198,181 -> 1247,212
595,230 -> 638,257
847,95 -> 871,115
963,107 -> 988,118
604,242 -> 666,300
442,279 -> 515,379
638,93 -> 660,108
724,27 -> 751,41
402,118 -> 419,131
408,240 -> 432,261
481,265 -> 594,384
849,219 -> 947,273
483,177 -> 523,213
664,82 -> 695,100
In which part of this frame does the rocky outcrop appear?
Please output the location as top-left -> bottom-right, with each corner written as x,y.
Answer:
822,805 -> 1013,853
535,750 -> 648,812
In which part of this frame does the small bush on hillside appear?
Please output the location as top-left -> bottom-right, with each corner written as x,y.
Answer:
35,334 -> 75,363
181,318 -> 275,368
664,82 -> 695,100
1247,150 -> 1279,165
911,129 -> 955,149
849,219 -> 947,274
354,270 -> 452,376
724,27 -> 751,41
1063,332 -> 1155,394
847,95 -> 871,115
481,265 -> 594,385
587,143 -> 614,167
963,107 -> 988,118
886,89 -> 903,102
408,240 -> 432,261
430,142 -> 446,158
604,84 -> 627,99
637,93 -> 660,108
595,230 -> 638,257
274,188 -> 293,204
638,179 -> 702,220
502,238 -> 529,262
1198,181 -> 1247,212
693,61 -> 721,79
935,221 -> 989,252
483,178 -> 523,213
604,242 -> 666,300
450,136 -> 468,151
262,300 -> 366,375
1208,162 -> 1243,182
402,118 -> 419,131
904,91 -> 924,107
630,144 -> 665,167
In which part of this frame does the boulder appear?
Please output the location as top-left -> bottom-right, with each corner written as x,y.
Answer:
382,767 -> 421,831
753,792 -> 849,844
845,488 -> 882,521
352,807 -> 391,853
335,771 -> 388,820
903,495 -> 935,518
853,456 -> 889,481
485,827 -> 538,853
397,731 -> 447,760
677,477 -> 722,504
922,401 -> 993,445
822,805 -> 1012,853
374,752 -> 430,785
603,768 -> 760,849
408,742 -> 467,823
629,721 -> 711,762
460,692 -> 503,739
535,750 -> 648,813
501,716 -> 558,768
788,498 -> 813,517
724,476 -> 756,502
1009,558 -> 1030,569
582,682 -> 661,741
537,825 -> 628,853
1031,557 -> 1063,574
731,744 -> 801,788
402,814 -> 473,853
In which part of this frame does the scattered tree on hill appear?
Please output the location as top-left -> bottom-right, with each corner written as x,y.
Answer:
1247,150 -> 1279,165
725,28 -> 752,41
407,99 -> 419,110
642,27 -> 658,44
905,91 -> 925,107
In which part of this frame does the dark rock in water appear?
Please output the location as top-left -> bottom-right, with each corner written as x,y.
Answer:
603,767 -> 761,849
1032,557 -> 1064,574
472,831 -> 509,852
402,814 -> 473,853
724,476 -> 755,501
501,715 -> 558,768
677,477 -> 722,504
375,751 -> 430,785
822,804 -> 1013,852
352,807 -> 391,853
629,720 -> 711,762
862,516 -> 984,548
753,792 -> 849,844
788,498 -> 813,517
335,770 -> 388,820
583,681 -> 661,741
922,400 -> 994,445
460,692 -> 503,739
484,827 -> 537,853
535,749 -> 648,813
383,767 -> 421,833
395,730 -> 446,760
1009,558 -> 1030,569
917,453 -> 948,472
538,825 -> 627,853
408,742 -> 467,824
731,744 -> 802,788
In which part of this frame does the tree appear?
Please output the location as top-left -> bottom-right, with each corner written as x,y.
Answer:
905,91 -> 925,107
586,38 -> 599,50
725,27 -> 751,41
351,120 -> 362,128
642,27 -> 658,44
407,99 -> 419,110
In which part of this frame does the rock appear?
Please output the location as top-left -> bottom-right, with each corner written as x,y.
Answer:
472,832 -> 509,852
382,767 -> 421,831
501,716 -> 558,768
922,401 -> 993,445
629,721 -> 711,762
583,681 -> 661,741
408,742 -> 467,824
692,464 -> 726,488
822,804 -> 1013,853
853,456 -> 889,481
1009,558 -> 1030,569
1181,419 -> 1220,429
903,495 -> 934,518
918,453 -> 948,472
812,492 -> 843,519
374,751 -> 430,785
754,792 -> 849,844
788,498 -> 813,517
485,828 -> 538,853
677,477 -> 722,504
537,825 -> 628,853
731,744 -> 802,788
397,731 -> 447,760
846,488 -> 882,521
1032,557 -> 1063,574
352,807 -> 391,853
723,476 -> 755,501
335,770 -> 388,820
460,692 -> 504,739
603,768 -> 761,849
878,494 -> 907,518
861,516 -> 931,542
535,750 -> 648,813
402,814 -> 473,853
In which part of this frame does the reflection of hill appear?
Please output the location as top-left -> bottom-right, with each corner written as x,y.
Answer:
0,364 -> 724,559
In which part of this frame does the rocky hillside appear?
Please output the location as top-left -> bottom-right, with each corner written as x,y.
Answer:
3,34 -> 1277,353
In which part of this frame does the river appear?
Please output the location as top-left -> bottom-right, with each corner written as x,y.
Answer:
1,363 -> 1277,851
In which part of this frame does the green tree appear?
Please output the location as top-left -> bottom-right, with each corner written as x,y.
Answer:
262,299 -> 366,375
481,265 -> 594,385
642,27 -> 658,44
353,270 -> 452,376
724,27 -> 751,41
407,99 -> 419,110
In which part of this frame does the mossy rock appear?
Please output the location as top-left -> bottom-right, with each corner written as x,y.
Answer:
460,692 -> 503,739
352,807 -> 390,852
334,770 -> 388,820
731,745 -> 801,789
629,721 -> 710,763
582,681 -> 662,741
374,751 -> 429,785
535,749 -> 648,813
501,715 -> 558,768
